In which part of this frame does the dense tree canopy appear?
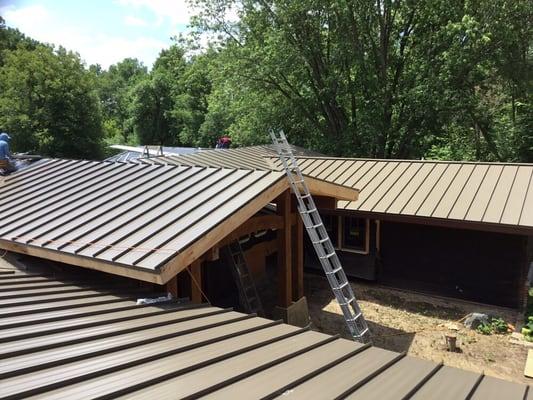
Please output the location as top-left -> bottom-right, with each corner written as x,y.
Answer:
0,3 -> 531,161
0,38 -> 104,158
191,0 -> 532,161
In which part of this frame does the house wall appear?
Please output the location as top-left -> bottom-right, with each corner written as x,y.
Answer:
378,221 -> 529,309
305,210 -> 530,309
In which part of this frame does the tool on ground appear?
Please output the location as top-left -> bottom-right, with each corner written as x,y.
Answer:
270,130 -> 371,343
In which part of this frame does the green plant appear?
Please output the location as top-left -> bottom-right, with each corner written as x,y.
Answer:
521,316 -> 533,341
476,318 -> 509,335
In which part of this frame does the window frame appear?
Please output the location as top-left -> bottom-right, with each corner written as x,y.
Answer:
339,216 -> 370,255
318,213 -> 370,255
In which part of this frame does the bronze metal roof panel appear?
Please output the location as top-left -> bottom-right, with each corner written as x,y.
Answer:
0,272 -> 527,400
470,376 -> 527,400
281,157 -> 533,231
0,159 -> 291,283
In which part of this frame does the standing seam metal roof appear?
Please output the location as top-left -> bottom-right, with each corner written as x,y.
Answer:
268,157 -> 533,230
0,159 -> 285,274
0,270 -> 528,400
128,146 -> 533,230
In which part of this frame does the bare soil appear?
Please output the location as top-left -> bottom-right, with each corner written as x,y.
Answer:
304,273 -> 531,385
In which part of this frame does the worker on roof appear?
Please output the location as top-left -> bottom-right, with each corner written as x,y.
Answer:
0,132 -> 16,173
216,135 -> 231,149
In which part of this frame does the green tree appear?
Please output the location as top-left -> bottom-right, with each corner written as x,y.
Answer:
93,58 -> 148,144
0,45 -> 104,158
191,0 -> 532,161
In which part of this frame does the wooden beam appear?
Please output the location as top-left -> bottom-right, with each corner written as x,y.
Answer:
292,214 -> 304,300
0,239 -> 164,284
313,196 -> 337,210
159,177 -> 289,284
165,275 -> 178,298
277,189 -> 292,308
217,214 -> 284,248
304,176 -> 359,201
189,259 -> 203,304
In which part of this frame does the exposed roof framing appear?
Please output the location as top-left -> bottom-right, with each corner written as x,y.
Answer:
0,269 -> 528,399
0,159 -> 357,284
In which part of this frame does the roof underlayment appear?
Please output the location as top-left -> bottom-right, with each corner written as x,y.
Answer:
0,266 -> 529,400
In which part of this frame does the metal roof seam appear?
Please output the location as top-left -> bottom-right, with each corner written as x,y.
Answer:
460,164 -> 492,221
399,362 -> 445,400
0,160 -> 95,202
392,163 -> 438,214
355,161 -> 405,209
56,167 -> 209,253
498,166 -> 520,224
0,304 -> 219,359
178,334 -> 341,400
0,164 -> 142,238
33,166 -> 187,247
152,172 -> 286,269
480,164 -> 506,223
377,162 -> 424,213
84,168 -> 230,257
518,169 -> 533,226
464,374 -> 486,400
407,162 -> 448,216
334,351 -> 407,400
444,163 -> 478,220
427,163 -> 465,218
134,169 -> 273,268
95,327 -> 312,400
260,342 -> 373,400
125,169 -> 258,266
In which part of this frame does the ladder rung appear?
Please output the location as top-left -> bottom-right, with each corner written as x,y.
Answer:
326,266 -> 343,275
319,252 -> 336,259
301,208 -> 317,214
336,281 -> 350,290
339,298 -> 355,306
300,193 -> 312,199
312,237 -> 329,245
306,223 -> 323,229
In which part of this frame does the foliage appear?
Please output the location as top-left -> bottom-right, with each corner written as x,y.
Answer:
0,2 -> 531,161
190,0 -> 532,160
476,317 -> 509,335
522,316 -> 533,341
0,44 -> 104,159
92,58 -> 148,144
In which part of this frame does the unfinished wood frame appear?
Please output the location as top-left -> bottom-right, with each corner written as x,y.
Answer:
292,215 -> 304,300
276,189 -> 292,308
189,259 -> 203,303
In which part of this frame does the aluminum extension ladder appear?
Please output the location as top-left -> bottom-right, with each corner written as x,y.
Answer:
270,130 -> 370,343
224,241 -> 265,316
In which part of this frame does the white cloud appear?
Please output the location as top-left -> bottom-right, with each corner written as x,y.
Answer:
115,0 -> 192,26
124,15 -> 149,27
1,4 -> 168,68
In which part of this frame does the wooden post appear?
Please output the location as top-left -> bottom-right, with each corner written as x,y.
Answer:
292,214 -> 304,301
276,189 -> 292,308
165,275 -> 178,298
190,259 -> 203,304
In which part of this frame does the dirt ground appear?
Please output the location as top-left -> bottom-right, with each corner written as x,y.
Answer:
304,273 -> 531,385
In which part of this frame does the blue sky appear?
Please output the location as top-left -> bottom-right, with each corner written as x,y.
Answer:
0,0 -> 193,69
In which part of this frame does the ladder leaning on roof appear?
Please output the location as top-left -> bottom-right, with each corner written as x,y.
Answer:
270,130 -> 371,343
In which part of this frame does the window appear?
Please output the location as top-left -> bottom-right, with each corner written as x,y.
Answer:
317,213 -> 370,254
322,214 -> 339,248
341,217 -> 369,253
